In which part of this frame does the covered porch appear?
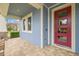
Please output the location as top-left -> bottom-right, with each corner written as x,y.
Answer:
0,3 -> 79,56
4,38 -> 76,56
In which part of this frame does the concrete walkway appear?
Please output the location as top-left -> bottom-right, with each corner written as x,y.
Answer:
4,38 -> 76,56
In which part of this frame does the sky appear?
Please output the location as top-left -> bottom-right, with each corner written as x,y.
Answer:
6,18 -> 17,23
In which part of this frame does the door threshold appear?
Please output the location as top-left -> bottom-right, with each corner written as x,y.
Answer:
54,44 -> 73,52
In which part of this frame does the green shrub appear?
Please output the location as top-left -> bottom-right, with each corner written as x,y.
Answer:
7,26 -> 13,31
10,32 -> 19,38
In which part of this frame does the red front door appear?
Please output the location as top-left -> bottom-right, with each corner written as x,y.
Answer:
54,6 -> 72,47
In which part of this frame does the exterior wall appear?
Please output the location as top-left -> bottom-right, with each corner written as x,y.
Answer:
43,6 -> 48,47
75,3 -> 79,53
20,4 -> 66,48
19,3 -> 79,53
20,8 -> 41,47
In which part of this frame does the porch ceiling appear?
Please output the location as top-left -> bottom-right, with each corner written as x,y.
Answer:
8,3 -> 36,17
7,3 -> 57,18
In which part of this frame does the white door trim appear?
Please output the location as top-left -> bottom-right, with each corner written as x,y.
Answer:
51,3 -> 75,52
72,4 -> 75,52
41,6 -> 43,48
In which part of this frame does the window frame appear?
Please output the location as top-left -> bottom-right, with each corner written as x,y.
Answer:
22,13 -> 32,33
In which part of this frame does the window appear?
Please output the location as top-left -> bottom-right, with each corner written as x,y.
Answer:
59,19 -> 68,25
58,10 -> 67,17
23,19 -> 25,31
27,17 -> 32,31
23,13 -> 32,33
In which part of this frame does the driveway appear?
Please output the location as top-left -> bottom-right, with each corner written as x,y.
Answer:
4,38 -> 76,56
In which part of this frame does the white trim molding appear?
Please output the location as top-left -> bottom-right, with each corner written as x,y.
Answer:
48,8 -> 50,45
72,4 -> 76,52
51,3 -> 75,52
29,3 -> 43,9
49,3 -> 61,9
22,13 -> 32,33
41,6 -> 43,48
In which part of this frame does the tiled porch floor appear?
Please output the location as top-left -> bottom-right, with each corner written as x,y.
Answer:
4,38 -> 76,56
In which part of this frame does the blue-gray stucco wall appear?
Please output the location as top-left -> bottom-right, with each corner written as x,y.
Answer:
43,6 -> 48,47
20,8 -> 41,47
75,3 -> 79,53
20,3 -> 79,53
